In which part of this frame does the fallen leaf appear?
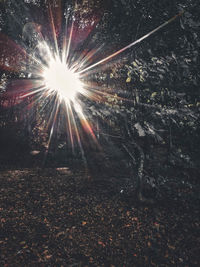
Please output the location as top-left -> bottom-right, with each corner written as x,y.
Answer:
168,244 -> 176,250
45,255 -> 52,260
98,241 -> 106,247
147,241 -> 151,247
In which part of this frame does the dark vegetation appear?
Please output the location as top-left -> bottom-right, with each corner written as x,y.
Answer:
0,0 -> 199,266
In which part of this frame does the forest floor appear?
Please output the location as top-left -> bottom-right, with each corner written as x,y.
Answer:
0,166 -> 199,267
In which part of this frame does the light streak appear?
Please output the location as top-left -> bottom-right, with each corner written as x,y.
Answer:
79,11 -> 184,75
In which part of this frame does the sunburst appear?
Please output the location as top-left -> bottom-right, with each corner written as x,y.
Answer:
0,2 -> 183,160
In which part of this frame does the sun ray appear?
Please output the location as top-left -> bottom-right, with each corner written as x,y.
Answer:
71,45 -> 104,73
66,20 -> 74,64
65,103 -> 75,151
78,11 -> 184,75
48,3 -> 59,56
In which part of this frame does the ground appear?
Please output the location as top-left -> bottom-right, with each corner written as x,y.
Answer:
0,167 -> 199,266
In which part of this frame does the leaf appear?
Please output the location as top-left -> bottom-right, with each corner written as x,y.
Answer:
168,244 -> 176,250
126,76 -> 131,83
45,255 -> 52,260
56,231 -> 65,238
147,241 -> 151,247
134,123 -> 145,137
151,92 -> 157,98
132,61 -> 138,67
98,241 -> 106,247
124,224 -> 131,227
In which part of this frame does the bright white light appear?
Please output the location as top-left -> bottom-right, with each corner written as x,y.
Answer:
74,102 -> 83,114
43,56 -> 83,102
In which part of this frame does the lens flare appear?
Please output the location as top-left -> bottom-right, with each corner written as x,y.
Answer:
42,55 -> 83,103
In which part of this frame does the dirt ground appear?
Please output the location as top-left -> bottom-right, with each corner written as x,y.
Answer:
0,167 -> 199,266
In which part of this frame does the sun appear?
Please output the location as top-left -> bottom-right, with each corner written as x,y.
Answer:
42,55 -> 83,103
